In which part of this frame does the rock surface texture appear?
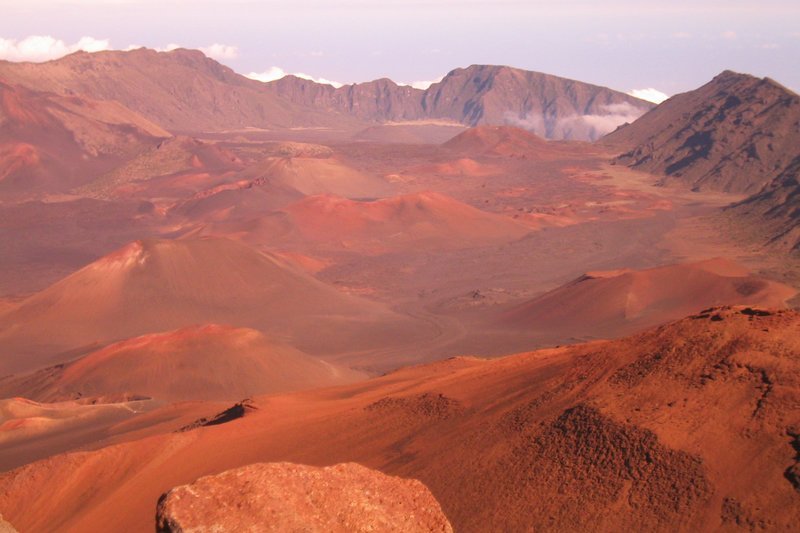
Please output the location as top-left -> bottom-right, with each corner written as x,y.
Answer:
155,462 -> 453,532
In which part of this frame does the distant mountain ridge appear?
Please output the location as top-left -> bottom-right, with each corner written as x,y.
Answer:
0,48 -> 653,141
603,69 -> 800,251
605,70 -> 800,194
0,48 -> 358,133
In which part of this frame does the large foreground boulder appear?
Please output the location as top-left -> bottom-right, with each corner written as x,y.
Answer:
156,462 -> 453,532
0,514 -> 16,533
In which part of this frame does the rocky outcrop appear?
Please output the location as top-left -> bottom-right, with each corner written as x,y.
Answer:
0,50 -> 651,140
0,514 -> 17,533
605,70 -> 800,194
155,462 -> 453,532
268,65 -> 653,141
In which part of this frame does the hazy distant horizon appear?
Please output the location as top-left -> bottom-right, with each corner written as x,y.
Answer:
1,0 -> 798,99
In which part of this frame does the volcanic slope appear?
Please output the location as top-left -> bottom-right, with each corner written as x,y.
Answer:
1,308 -> 798,531
422,64 -> 653,140
727,155 -> 800,252
267,64 -> 654,140
442,125 -> 554,158
499,258 -> 796,342
0,49 -> 652,140
0,237 -> 427,374
252,191 -> 533,253
605,70 -> 800,194
0,81 -> 169,197
0,48 -> 360,133
168,175 -> 303,223
254,155 -> 391,198
0,325 -> 365,403
75,136 -> 244,199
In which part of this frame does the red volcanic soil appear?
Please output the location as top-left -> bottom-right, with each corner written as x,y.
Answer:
275,191 -> 532,252
169,176 -> 303,222
0,143 -> 40,182
0,81 -> 169,196
499,258 -> 796,341
442,125 -> 551,158
77,136 -> 244,200
352,122 -> 468,144
0,237 -> 429,374
1,308 -> 798,531
424,157 -> 500,176
0,325 -> 365,403
255,156 -> 391,198
0,48 -> 366,134
156,462 -> 453,532
0,396 -> 162,471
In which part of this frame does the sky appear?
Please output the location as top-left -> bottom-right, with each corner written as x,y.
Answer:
1,0 -> 798,102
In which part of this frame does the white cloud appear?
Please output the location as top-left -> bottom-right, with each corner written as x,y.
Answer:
0,35 -> 246,65
246,66 -> 287,83
156,43 -> 182,52
0,35 -> 110,62
200,43 -> 239,60
400,76 -> 444,90
505,102 -> 649,140
721,30 -> 737,39
246,66 -> 343,88
573,103 -> 647,136
627,88 -> 670,104
671,32 -> 691,39
758,43 -> 780,49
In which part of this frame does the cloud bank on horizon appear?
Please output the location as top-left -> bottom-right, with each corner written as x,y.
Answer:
246,66 -> 344,88
0,34 -> 458,92
0,0 -> 796,97
0,35 -> 110,62
627,88 -> 670,104
0,35 -> 243,63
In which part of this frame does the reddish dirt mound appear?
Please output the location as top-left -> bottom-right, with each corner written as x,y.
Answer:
0,237 -> 426,373
169,176 -> 302,222
0,143 -> 40,182
500,258 -> 796,341
442,125 -> 550,158
0,81 -> 168,197
258,156 -> 390,197
278,191 -> 531,252
0,396 -> 158,471
1,309 -> 799,531
0,325 -> 365,402
501,403 -> 711,530
156,462 -> 453,532
77,136 -> 244,199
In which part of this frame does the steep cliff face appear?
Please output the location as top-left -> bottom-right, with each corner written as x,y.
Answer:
266,75 -> 426,122
0,50 -> 651,140
605,70 -> 800,194
0,48 -> 363,132
268,64 -> 653,140
422,65 -> 652,139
